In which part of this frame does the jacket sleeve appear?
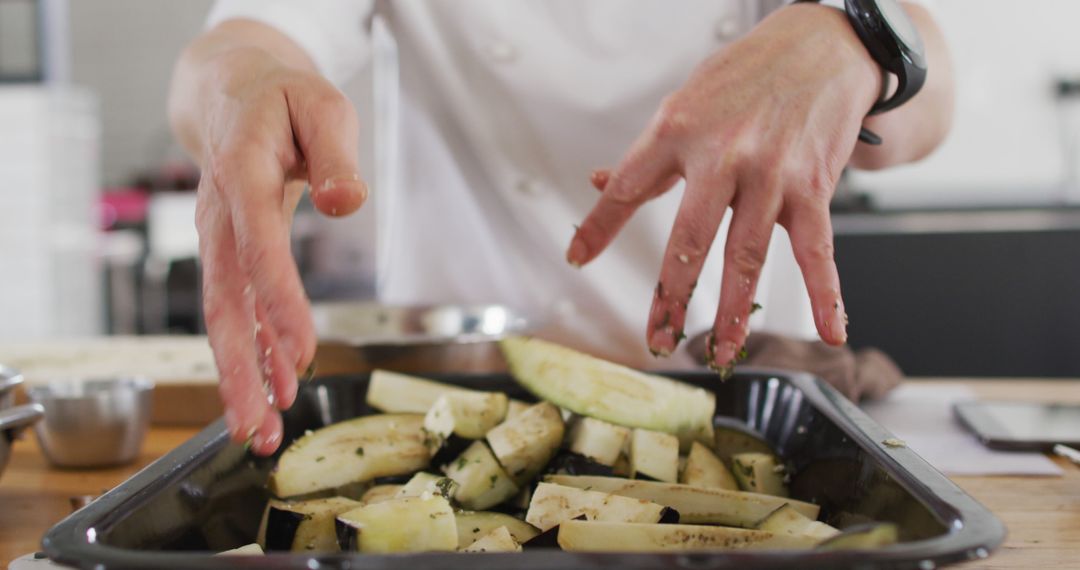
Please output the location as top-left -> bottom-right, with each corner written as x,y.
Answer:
206,0 -> 375,85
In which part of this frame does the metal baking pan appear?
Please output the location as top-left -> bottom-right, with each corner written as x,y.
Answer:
42,369 -> 1006,569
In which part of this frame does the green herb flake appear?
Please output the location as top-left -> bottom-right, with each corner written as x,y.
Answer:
355,447 -> 364,456
489,475 -> 498,488
455,457 -> 468,470
750,302 -> 763,314
315,456 -> 325,463
473,527 -> 481,534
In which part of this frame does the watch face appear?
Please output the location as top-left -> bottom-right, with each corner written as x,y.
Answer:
876,0 -> 925,54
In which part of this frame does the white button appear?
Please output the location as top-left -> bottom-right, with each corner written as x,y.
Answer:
714,15 -> 742,41
484,41 -> 518,63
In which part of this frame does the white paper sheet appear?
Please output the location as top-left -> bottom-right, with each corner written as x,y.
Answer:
861,383 -> 1063,476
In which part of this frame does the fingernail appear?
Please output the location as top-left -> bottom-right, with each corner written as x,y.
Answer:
320,173 -> 362,193
649,326 -> 677,356
265,428 -> 282,450
567,235 -> 588,267
251,430 -> 265,452
714,340 -> 739,365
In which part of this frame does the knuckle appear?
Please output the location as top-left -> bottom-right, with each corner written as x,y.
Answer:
726,241 -> 767,275
799,237 -> 836,264
652,96 -> 690,141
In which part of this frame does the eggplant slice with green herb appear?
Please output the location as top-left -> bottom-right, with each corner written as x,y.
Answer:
544,475 -> 817,527
499,336 -> 715,450
258,497 -> 362,552
335,495 -> 458,553
269,414 -> 430,498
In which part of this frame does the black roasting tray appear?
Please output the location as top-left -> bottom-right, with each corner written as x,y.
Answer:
41,369 -> 1006,569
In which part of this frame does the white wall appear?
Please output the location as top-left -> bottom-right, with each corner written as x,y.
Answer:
850,0 -> 1080,208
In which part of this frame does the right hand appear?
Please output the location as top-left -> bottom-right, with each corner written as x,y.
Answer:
192,47 -> 367,454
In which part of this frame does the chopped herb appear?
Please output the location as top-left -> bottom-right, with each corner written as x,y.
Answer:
315,456 -> 325,462
750,302 -> 763,314
473,527 -> 481,534
429,513 -> 437,519
435,477 -> 455,498
489,474 -> 498,488
355,447 -> 364,456
455,457 -> 468,470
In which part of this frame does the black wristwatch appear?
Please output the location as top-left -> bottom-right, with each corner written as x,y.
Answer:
800,0 -> 928,145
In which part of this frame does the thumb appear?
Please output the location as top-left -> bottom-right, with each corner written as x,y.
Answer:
287,80 -> 368,217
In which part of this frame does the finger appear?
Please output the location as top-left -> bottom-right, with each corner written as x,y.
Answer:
255,301 -> 298,411
646,169 -> 737,356
569,141 -> 677,266
707,187 -> 784,369
249,403 -> 284,456
590,169 -> 611,192
197,185 -> 273,443
217,148 -> 317,372
780,198 -> 847,345
286,81 -> 368,217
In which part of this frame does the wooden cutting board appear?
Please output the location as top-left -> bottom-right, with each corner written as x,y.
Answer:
0,336 -> 367,426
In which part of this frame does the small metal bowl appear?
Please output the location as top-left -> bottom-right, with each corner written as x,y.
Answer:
1,366 -> 45,481
27,377 -> 154,468
311,303 -> 532,374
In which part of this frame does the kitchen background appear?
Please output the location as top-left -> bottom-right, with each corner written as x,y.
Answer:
0,0 -> 1078,376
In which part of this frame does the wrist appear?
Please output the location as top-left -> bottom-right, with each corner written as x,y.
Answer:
787,3 -> 885,114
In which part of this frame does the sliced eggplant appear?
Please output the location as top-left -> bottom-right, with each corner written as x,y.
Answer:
816,522 -> 899,550
681,441 -> 739,490
335,495 -> 457,553
395,472 -> 459,501
216,543 -> 264,556
461,526 -> 522,553
269,414 -> 429,498
424,392 -> 508,442
505,399 -> 531,421
544,474 -> 818,527
713,418 -> 775,466
360,484 -> 404,505
525,482 -> 675,532
755,503 -> 839,541
454,511 -> 541,549
443,440 -> 519,510
500,336 -> 715,450
564,416 -> 630,467
732,452 -> 788,497
547,452 -> 615,477
630,428 -> 680,482
557,520 -> 818,552
259,497 -> 362,552
366,370 -> 473,413
486,402 -> 564,485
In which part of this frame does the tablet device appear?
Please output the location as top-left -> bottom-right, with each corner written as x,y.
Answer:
954,400 -> 1080,451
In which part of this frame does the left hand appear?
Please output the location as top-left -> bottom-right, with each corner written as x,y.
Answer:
566,4 -> 882,371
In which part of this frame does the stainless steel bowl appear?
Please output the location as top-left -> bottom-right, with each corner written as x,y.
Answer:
27,377 -> 154,468
311,303 -> 532,374
0,405 -> 46,481
0,366 -> 44,481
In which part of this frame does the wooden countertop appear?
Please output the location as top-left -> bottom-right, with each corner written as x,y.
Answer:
2,379 -> 1078,568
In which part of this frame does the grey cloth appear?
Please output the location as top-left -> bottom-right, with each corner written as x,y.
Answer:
687,332 -> 904,401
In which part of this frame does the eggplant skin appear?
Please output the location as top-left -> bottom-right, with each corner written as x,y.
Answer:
335,519 -> 360,552
264,508 -> 306,552
547,452 -> 615,478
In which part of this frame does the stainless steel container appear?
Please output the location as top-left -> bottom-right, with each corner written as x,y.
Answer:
27,377 -> 154,468
312,303 -> 532,374
0,366 -> 44,481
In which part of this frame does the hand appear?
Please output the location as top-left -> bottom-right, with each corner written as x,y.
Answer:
191,47 -> 367,454
566,5 -> 882,371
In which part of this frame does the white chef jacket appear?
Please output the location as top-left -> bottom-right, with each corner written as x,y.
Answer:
206,0 -> 823,368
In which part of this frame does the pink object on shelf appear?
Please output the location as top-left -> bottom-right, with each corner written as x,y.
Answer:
99,188 -> 150,229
